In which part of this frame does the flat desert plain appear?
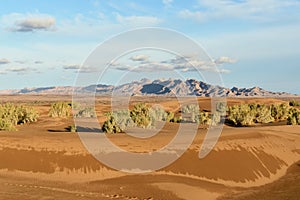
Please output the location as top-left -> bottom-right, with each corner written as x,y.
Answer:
0,95 -> 300,200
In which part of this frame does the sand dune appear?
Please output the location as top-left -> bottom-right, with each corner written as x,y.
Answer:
0,95 -> 299,199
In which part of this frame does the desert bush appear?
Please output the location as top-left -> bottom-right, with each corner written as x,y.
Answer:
289,100 -> 300,107
0,103 -> 18,126
216,101 -> 227,113
0,119 -> 16,131
287,108 -> 300,125
130,103 -> 151,128
102,110 -> 135,133
17,106 -> 39,124
182,104 -> 200,123
254,104 -> 275,124
212,102 -> 227,126
102,114 -> 122,133
114,110 -> 135,130
149,106 -> 168,125
211,112 -> 222,125
66,124 -> 77,132
271,103 -> 290,121
75,107 -> 96,118
148,106 -> 182,125
0,103 -> 38,131
69,102 -> 81,109
170,116 -> 182,123
102,102 -> 185,133
182,104 -> 199,113
148,105 -> 182,125
227,103 -> 296,126
227,104 -> 256,126
181,104 -> 218,125
48,102 -> 71,118
199,112 -> 211,125
165,111 -> 175,122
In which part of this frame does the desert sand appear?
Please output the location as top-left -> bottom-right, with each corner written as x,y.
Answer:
0,95 -> 299,200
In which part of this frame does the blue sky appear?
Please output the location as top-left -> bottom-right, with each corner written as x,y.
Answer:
0,0 -> 299,93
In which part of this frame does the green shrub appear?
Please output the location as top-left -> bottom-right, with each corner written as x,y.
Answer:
102,110 -> 135,133
287,108 -> 300,125
181,104 -> 220,125
165,111 -> 175,122
102,103 -> 185,133
210,102 -> 227,126
227,103 -> 276,126
254,104 -> 274,124
102,102 -> 226,133
48,102 -> 71,118
227,103 -> 299,126
271,103 -> 290,121
289,100 -> 300,107
211,112 -> 222,126
66,124 -> 77,132
130,103 -> 151,128
182,104 -> 200,123
75,107 -> 96,118
148,105 -> 181,125
0,103 -> 38,131
102,114 -> 122,133
227,104 -> 256,126
170,116 -> 182,123
199,112 -> 211,125
216,101 -> 227,113
19,106 -> 39,124
0,119 -> 16,131
182,104 -> 199,113
149,106 -> 168,126
148,106 -> 182,125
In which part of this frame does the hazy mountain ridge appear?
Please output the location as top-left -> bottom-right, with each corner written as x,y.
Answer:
0,78 -> 297,97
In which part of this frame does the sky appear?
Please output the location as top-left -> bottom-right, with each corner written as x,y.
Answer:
0,0 -> 299,93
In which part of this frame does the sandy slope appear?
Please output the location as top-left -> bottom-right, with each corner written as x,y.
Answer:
0,95 -> 299,200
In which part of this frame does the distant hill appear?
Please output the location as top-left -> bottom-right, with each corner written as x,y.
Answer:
0,78 -> 297,97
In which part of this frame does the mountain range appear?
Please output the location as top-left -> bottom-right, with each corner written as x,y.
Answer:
0,78 -> 297,97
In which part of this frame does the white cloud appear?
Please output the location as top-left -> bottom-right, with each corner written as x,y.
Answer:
116,13 -> 162,26
111,55 -> 234,73
71,64 -> 99,73
0,58 -> 10,65
116,62 -> 174,72
80,68 -> 99,73
63,64 -> 99,73
130,55 -> 149,62
8,67 -> 29,72
6,66 -> 37,74
215,56 -> 237,64
63,64 -> 81,70
1,13 -> 56,32
34,61 -> 43,64
12,17 -> 56,32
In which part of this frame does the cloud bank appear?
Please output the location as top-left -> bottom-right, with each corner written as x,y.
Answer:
9,15 -> 56,32
130,55 -> 149,62
63,64 -> 81,70
14,17 -> 55,32
0,58 -> 10,65
112,55 -> 235,73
